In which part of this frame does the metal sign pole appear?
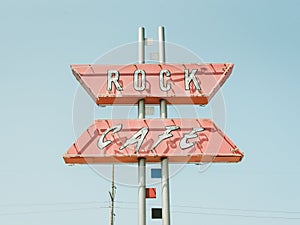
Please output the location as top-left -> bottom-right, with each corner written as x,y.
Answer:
138,26 -> 146,225
158,26 -> 171,225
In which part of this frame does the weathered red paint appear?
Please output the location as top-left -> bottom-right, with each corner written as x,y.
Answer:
63,118 -> 243,164
71,63 -> 234,105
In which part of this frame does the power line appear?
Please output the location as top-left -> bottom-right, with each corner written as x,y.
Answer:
172,210 -> 300,220
0,206 -> 109,216
170,204 -> 300,215
114,200 -> 300,215
2,199 -> 300,215
112,206 -> 300,220
0,201 -> 105,208
1,200 -> 300,221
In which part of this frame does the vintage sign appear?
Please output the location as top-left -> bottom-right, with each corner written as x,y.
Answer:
71,63 -> 234,105
64,118 -> 243,164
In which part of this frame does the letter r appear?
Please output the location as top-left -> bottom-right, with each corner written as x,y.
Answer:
107,70 -> 123,91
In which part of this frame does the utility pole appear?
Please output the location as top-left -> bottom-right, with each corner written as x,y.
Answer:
109,164 -> 116,225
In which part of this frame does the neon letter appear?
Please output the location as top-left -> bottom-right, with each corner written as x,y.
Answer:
119,127 -> 149,152
152,125 -> 179,149
180,127 -> 205,150
159,69 -> 171,92
184,69 -> 201,90
107,70 -> 123,91
97,124 -> 122,149
133,69 -> 146,91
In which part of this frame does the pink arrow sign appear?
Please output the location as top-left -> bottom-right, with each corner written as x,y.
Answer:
71,63 -> 234,105
64,118 -> 243,164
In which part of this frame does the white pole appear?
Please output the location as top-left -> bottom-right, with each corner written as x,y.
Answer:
138,26 -> 146,225
161,156 -> 170,225
138,157 -> 146,225
158,26 -> 166,64
138,27 -> 145,64
158,26 -> 170,225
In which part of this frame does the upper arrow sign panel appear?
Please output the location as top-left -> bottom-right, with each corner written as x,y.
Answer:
71,63 -> 234,105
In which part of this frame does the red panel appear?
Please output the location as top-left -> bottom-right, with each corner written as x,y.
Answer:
71,63 -> 234,105
63,119 -> 243,164
146,188 -> 156,198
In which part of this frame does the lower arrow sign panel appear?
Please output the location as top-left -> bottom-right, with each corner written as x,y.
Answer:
63,119 -> 243,164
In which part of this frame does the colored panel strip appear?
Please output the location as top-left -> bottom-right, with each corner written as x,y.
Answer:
146,188 -> 157,198
151,208 -> 162,219
151,169 -> 162,178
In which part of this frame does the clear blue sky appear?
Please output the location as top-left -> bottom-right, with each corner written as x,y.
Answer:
1,0 -> 299,225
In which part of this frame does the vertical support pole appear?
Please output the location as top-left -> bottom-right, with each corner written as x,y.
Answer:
161,99 -> 170,225
158,26 -> 166,64
138,27 -> 145,64
161,157 -> 170,225
158,26 -> 170,225
138,99 -> 145,119
138,157 -> 146,225
160,99 -> 167,119
138,26 -> 146,225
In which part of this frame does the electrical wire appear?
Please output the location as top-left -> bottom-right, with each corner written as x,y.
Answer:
0,206 -> 109,216
172,210 -> 300,220
114,200 -> 300,215
1,200 -> 300,220
0,201 -> 103,208
113,206 -> 300,220
169,204 -> 300,215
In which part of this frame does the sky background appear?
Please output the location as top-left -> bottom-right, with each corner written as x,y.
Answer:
1,0 -> 300,225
